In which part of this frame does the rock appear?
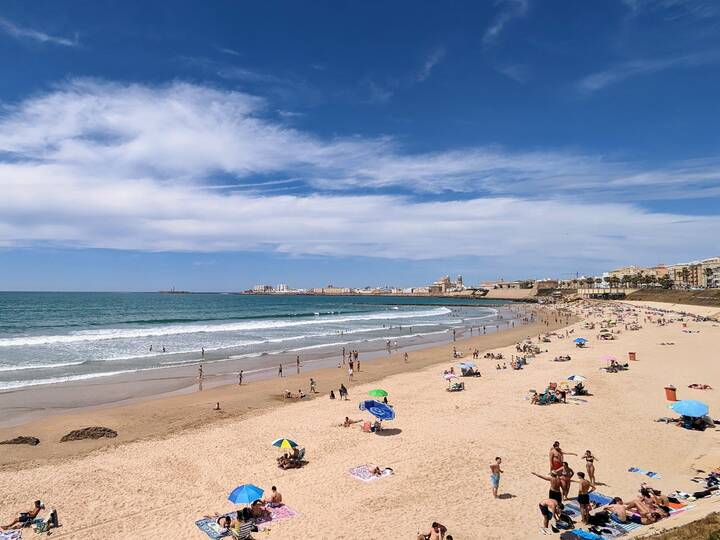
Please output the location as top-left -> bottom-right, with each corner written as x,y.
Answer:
0,436 -> 40,446
60,426 -> 118,442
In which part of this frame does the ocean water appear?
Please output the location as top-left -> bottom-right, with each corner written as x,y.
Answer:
0,292 -> 508,391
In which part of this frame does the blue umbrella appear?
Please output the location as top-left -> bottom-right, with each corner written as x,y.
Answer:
228,484 -> 264,505
359,399 -> 396,421
671,400 -> 709,418
574,338 -> 587,343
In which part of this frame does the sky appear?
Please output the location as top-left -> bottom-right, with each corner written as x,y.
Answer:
0,0 -> 719,291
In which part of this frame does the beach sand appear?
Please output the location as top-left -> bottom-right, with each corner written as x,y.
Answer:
1,303 -> 718,539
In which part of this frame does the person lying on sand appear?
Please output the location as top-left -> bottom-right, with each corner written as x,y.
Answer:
2,500 -> 44,530
367,464 -> 393,476
341,416 -> 361,427
250,500 -> 271,520
607,497 -> 628,523
688,383 -> 713,389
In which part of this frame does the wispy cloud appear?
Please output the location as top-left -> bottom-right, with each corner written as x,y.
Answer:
217,46 -> 241,56
417,47 -> 446,82
483,0 -> 529,46
0,79 -> 718,267
366,80 -> 394,104
0,16 -> 78,47
497,64 -> 530,84
577,50 -> 720,92
622,0 -> 718,20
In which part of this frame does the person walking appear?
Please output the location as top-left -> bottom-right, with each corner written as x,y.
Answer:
296,355 -> 300,374
278,364 -> 283,377
310,377 -> 317,393
238,370 -> 243,385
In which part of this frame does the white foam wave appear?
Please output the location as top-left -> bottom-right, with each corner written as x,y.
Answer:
0,307 -> 453,348
0,361 -> 85,373
0,369 -> 144,392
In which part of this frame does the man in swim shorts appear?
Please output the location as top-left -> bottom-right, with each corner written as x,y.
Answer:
538,498 -> 561,529
2,500 -> 44,530
490,457 -> 503,499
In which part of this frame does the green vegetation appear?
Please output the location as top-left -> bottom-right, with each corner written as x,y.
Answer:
646,513 -> 720,539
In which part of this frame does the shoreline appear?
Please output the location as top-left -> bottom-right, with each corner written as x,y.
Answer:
0,305 -> 566,469
0,304 -> 516,428
1,300 -> 718,539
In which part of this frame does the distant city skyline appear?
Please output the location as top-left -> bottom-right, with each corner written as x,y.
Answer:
1,1 -> 719,291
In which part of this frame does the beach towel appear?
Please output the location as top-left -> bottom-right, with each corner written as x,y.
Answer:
195,517 -> 229,539
254,505 -> 298,530
610,520 -> 642,534
348,465 -> 394,482
627,467 -> 661,479
588,492 -> 613,506
0,531 -> 21,540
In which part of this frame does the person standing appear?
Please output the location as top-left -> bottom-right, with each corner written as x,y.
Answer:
278,364 -> 283,377
532,471 -> 563,506
490,457 -> 504,499
453,329 -> 456,341
356,358 -> 360,372
342,347 -> 346,364
348,366 -> 353,381
404,352 -> 409,363
583,450 -> 598,486
573,472 -> 595,524
309,377 -> 317,393
201,347 -> 205,357
296,355 -> 300,374
238,370 -> 243,385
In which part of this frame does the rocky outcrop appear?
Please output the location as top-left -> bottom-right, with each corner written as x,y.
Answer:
0,436 -> 40,446
60,426 -> 118,442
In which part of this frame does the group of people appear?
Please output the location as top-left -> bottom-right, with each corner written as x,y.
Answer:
277,447 -> 305,469
329,383 -> 350,400
2,500 -> 57,533
206,486 -> 284,537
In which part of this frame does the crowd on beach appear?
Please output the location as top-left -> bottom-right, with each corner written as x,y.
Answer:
4,300 -> 719,539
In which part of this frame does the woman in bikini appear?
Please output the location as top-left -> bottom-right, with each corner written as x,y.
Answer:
583,450 -> 598,486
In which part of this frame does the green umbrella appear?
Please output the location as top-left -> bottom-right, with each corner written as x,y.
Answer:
368,389 -> 388,397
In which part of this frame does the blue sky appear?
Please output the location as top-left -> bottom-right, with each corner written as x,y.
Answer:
0,0 -> 719,291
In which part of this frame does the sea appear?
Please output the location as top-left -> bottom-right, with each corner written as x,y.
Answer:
0,292 -> 511,392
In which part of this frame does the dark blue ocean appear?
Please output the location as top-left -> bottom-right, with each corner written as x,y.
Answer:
0,293 -> 507,391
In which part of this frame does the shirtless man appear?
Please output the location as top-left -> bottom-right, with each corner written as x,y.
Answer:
625,492 -> 658,524
532,471 -> 564,506
549,441 -> 576,472
538,498 -> 561,530
2,500 -> 44,529
490,457 -> 504,499
571,472 -> 595,523
264,485 -> 283,507
607,497 -> 629,523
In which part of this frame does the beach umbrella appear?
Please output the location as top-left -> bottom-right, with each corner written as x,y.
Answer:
359,399 -> 396,421
368,389 -> 388,397
574,338 -> 587,343
567,375 -> 586,382
271,437 -> 298,449
228,484 -> 264,505
671,400 -> 709,418
443,373 -> 457,380
458,361 -> 477,369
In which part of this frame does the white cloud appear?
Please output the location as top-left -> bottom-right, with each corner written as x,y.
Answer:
483,0 -> 528,46
0,79 -> 718,268
417,47 -> 446,82
577,51 -> 720,92
0,16 -> 78,47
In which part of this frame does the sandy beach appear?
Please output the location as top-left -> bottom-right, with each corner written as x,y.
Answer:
1,302 -> 718,539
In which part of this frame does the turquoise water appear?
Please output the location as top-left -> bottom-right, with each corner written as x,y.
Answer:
0,292 -> 507,391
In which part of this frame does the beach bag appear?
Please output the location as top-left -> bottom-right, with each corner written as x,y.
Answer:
588,511 -> 609,526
